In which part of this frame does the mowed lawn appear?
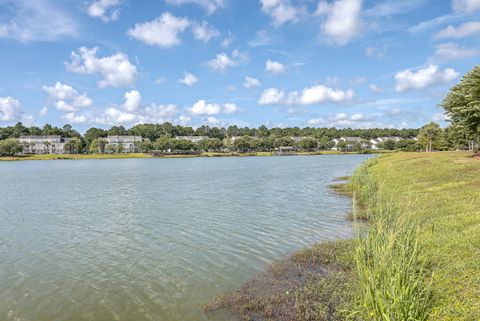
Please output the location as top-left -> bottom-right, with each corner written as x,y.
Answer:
368,151 -> 480,320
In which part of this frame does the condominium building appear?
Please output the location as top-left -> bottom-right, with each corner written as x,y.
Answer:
18,136 -> 70,154
101,136 -> 144,153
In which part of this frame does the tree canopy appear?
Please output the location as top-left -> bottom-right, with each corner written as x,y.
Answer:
442,65 -> 480,151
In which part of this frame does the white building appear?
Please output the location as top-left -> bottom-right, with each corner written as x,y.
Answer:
331,137 -> 363,150
175,136 -> 208,143
101,136 -> 144,153
19,135 -> 70,154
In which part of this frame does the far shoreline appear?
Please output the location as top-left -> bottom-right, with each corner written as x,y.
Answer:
0,150 -> 383,161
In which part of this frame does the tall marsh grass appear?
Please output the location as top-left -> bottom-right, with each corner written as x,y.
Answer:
350,159 -> 434,321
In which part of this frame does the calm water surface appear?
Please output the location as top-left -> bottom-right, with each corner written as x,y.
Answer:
0,155 -> 371,321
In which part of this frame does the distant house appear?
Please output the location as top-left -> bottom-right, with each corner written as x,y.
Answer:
18,135 -> 70,154
370,137 -> 402,150
101,136 -> 144,153
331,137 -> 363,150
175,136 -> 208,143
291,136 -> 308,143
228,136 -> 259,143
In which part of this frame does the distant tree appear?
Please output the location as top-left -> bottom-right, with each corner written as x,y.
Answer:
418,122 -> 444,152
116,144 -> 124,153
138,141 -> 152,153
0,139 -> 23,156
154,135 -> 174,151
105,144 -> 114,154
382,139 -> 396,150
297,137 -> 318,151
233,136 -> 256,152
274,137 -> 294,148
108,126 -> 127,136
85,128 -> 106,145
173,139 -> 195,152
89,139 -> 100,153
64,137 -> 82,154
336,140 -> 347,151
199,138 -> 223,151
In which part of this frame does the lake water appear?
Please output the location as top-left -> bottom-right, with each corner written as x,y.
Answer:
0,155 -> 371,321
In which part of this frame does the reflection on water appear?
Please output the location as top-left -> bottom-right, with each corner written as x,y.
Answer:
0,155 -> 371,321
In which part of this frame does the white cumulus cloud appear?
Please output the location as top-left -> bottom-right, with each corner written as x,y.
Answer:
43,82 -> 92,112
192,21 -> 219,42
189,100 -> 239,116
127,12 -> 190,48
65,47 -> 138,88
87,0 -> 121,22
316,0 -> 363,45
0,96 -> 22,121
258,85 -> 354,105
244,76 -> 261,89
206,50 -> 248,71
63,112 -> 88,124
123,90 -> 142,112
260,0 -> 300,26
394,65 -> 459,92
178,72 -> 199,86
265,60 -> 286,74
94,90 -> 178,125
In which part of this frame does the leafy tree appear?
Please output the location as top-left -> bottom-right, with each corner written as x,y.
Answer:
116,144 -> 124,153
382,139 -> 396,150
418,122 -> 444,152
154,135 -> 174,151
0,139 -> 23,156
297,137 -> 318,151
89,139 -> 100,153
85,128 -> 107,145
233,136 -> 256,152
64,137 -> 83,154
138,141 -> 152,153
442,65 -> 480,152
105,144 -> 114,154
173,139 -> 195,152
274,137 -> 294,148
336,140 -> 347,151
199,138 -> 223,151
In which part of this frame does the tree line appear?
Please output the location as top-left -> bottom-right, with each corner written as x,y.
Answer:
1,64 -> 479,156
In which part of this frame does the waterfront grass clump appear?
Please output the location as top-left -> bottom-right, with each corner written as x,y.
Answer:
206,241 -> 357,321
350,159 -> 434,321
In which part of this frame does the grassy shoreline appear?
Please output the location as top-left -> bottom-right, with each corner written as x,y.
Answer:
0,150 -> 379,161
206,151 -> 480,320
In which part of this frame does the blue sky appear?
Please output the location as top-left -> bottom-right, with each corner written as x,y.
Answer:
0,0 -> 479,131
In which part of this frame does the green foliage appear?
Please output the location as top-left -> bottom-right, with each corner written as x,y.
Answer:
350,161 -> 434,321
63,137 -> 83,154
198,138 -> 223,151
418,122 -> 444,152
297,137 -> 318,151
442,65 -> 480,150
0,139 -> 23,156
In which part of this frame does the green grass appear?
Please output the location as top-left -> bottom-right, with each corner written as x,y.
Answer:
350,151 -> 480,320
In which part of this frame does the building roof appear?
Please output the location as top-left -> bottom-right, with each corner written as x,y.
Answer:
19,135 -> 62,139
